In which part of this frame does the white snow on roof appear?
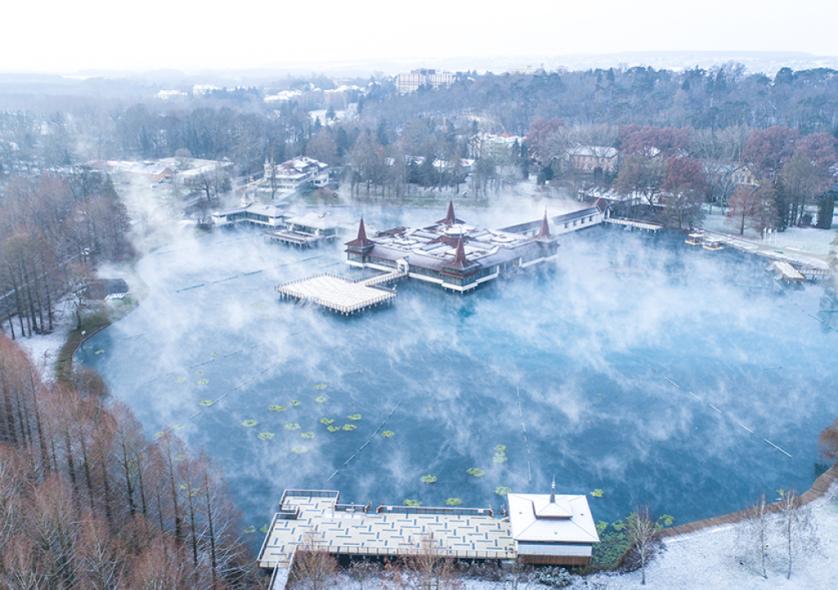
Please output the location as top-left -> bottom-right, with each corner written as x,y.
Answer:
507,493 -> 599,544
566,146 -> 618,158
192,84 -> 220,95
156,89 -> 188,100
288,212 -> 336,230
264,90 -> 303,103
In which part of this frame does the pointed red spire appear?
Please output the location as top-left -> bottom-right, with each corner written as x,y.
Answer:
356,217 -> 368,242
346,217 -> 374,251
444,201 -> 456,225
537,210 -> 551,238
453,237 -> 467,266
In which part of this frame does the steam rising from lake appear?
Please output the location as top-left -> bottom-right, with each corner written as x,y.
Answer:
82,188 -> 838,536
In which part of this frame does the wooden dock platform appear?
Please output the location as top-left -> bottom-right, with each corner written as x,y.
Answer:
277,268 -> 406,315
277,274 -> 395,315
606,217 -> 663,232
258,490 -> 514,571
772,260 -> 805,283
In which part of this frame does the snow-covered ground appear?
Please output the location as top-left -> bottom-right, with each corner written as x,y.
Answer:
282,484 -> 838,590
1,296 -> 75,381
579,484 -> 838,590
700,208 -> 837,261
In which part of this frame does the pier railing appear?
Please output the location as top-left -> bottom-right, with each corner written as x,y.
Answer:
376,504 -> 494,517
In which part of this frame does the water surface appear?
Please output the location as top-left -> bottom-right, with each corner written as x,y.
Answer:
77,209 -> 838,539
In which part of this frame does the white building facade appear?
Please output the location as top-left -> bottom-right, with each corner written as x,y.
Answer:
262,157 -> 329,196
507,483 -> 600,566
396,69 -> 456,94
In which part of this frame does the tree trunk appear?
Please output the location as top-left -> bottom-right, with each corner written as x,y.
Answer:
204,472 -> 218,589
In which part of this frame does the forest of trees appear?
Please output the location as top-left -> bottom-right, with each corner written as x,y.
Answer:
3,64 -> 838,176
0,334 -> 262,589
0,168 -> 133,338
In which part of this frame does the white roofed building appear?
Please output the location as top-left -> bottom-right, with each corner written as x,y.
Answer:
507,481 -> 600,566
565,146 -> 619,174
258,484 -> 599,583
211,203 -> 287,228
396,69 -> 456,94
260,156 -> 330,197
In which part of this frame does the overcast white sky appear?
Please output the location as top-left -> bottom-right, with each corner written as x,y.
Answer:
2,0 -> 836,74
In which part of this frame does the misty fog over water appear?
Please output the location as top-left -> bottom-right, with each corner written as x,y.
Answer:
76,203 -> 838,538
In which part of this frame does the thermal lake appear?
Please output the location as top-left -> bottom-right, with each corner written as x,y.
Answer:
77,204 -> 838,540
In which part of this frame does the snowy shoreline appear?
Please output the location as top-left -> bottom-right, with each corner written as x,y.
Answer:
1,296 -> 76,381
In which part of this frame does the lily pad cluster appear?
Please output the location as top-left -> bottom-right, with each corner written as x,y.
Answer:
445,498 -> 462,507
319,417 -> 334,425
492,444 -> 507,465
420,474 -> 438,485
284,422 -> 300,431
290,446 -> 308,454
313,383 -> 328,390
300,432 -> 315,440
197,378 -> 209,386
268,404 -> 287,412
404,499 -> 421,507
257,432 -> 275,441
290,400 -> 301,407
495,486 -> 511,497
342,424 -> 357,431
199,399 -> 215,407
241,419 -> 258,428
590,488 -> 605,498
314,395 -> 328,404
326,425 -> 340,432
381,430 -> 395,438
347,413 -> 362,421
466,467 -> 485,478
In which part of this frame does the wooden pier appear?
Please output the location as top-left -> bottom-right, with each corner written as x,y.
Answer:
605,217 -> 663,232
277,270 -> 405,315
697,230 -> 831,282
258,490 -> 514,571
772,261 -> 805,283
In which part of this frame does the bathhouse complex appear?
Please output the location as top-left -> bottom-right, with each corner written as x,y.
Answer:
346,201 -> 606,292
212,204 -> 341,247
276,202 -> 609,314
258,483 -> 599,586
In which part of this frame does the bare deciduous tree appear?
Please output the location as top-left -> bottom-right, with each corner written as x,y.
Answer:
777,489 -> 818,580
735,494 -> 770,579
627,507 -> 658,586
401,534 -> 461,590
289,533 -> 338,590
